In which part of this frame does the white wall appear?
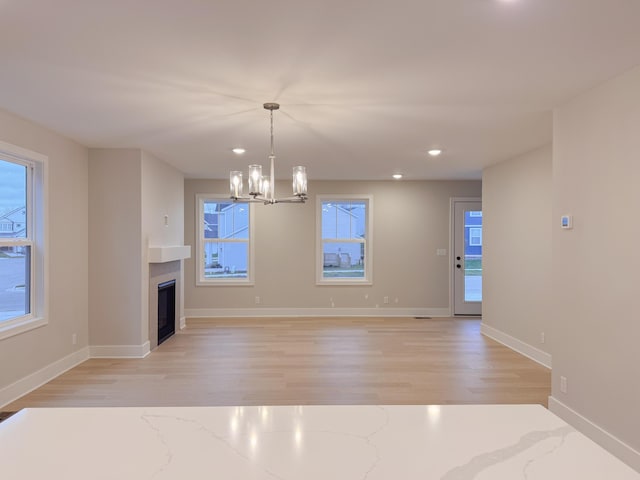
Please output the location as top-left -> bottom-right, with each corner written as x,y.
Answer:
184,179 -> 482,315
482,146 -> 553,366
0,108 -> 89,398
551,64 -> 640,463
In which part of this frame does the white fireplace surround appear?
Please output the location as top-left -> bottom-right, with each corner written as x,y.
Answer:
148,245 -> 191,263
147,245 -> 189,350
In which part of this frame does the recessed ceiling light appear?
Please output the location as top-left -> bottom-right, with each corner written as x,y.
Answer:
232,147 -> 246,155
428,149 -> 442,157
392,174 -> 403,180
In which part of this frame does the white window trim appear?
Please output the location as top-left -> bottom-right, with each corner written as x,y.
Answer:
195,194 -> 255,286
0,140 -> 49,341
316,194 -> 373,285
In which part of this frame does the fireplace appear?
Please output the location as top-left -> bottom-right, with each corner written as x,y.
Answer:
157,279 -> 176,345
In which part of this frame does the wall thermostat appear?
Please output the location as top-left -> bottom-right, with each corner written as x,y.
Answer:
561,215 -> 573,229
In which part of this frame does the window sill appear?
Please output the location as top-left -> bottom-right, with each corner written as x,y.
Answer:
0,315 -> 47,341
196,280 -> 255,287
316,279 -> 373,286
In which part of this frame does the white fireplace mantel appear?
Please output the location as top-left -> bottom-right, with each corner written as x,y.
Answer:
147,245 -> 191,263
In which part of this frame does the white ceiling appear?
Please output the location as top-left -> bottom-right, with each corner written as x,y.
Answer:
1,0 -> 640,180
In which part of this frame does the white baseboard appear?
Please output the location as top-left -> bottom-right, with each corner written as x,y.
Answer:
481,323 -> 552,369
549,396 -> 640,472
89,341 -> 150,359
179,316 -> 186,330
0,347 -> 90,409
184,307 -> 451,318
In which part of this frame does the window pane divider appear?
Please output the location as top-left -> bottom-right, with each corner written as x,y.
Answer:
0,239 -> 32,246
203,238 -> 249,243
322,239 -> 365,243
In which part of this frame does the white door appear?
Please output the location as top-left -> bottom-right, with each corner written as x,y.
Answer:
453,200 -> 482,316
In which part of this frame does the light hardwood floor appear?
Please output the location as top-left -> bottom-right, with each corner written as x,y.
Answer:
5,317 -> 551,411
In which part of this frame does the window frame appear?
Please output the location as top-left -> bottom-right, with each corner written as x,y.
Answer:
316,194 -> 373,285
0,141 -> 48,341
195,194 -> 255,286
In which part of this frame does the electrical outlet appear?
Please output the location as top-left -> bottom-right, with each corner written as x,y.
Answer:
71,333 -> 77,345
540,332 -> 545,344
383,296 -> 389,304
560,376 -> 567,393
254,296 -> 261,304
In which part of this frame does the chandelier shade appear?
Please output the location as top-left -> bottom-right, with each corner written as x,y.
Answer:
229,103 -> 307,204
229,171 -> 243,198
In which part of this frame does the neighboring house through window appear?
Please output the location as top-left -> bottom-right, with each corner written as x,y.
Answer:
469,227 -> 482,246
317,195 -> 373,285
0,141 -> 47,340
196,195 -> 254,285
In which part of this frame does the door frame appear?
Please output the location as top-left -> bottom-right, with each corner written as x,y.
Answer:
449,197 -> 482,316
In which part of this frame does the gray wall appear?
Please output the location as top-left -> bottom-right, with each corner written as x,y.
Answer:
89,149 -> 185,348
184,179 -> 482,315
482,145 -> 552,361
142,151 -> 185,249
141,151 -> 185,338
89,149 -> 143,346
0,108 -> 89,391
551,64 -> 640,456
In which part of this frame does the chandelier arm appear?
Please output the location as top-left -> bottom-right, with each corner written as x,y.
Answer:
272,196 -> 307,204
230,196 -> 264,204
232,194 -> 306,204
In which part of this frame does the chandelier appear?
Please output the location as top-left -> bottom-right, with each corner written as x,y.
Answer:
229,102 -> 307,204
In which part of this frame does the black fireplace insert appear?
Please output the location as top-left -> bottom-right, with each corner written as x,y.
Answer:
157,280 -> 176,345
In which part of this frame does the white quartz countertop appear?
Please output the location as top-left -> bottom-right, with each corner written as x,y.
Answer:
1,404 -> 637,479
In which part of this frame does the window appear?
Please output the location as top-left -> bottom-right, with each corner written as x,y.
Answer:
317,195 -> 373,284
0,141 -> 47,340
196,195 -> 254,285
469,227 -> 482,246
